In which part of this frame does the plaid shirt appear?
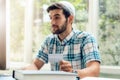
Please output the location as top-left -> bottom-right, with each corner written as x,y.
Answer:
37,30 -> 101,71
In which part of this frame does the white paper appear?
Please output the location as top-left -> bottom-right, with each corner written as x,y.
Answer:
48,54 -> 63,63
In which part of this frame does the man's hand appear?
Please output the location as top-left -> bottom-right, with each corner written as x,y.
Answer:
21,59 -> 44,70
59,60 -> 73,72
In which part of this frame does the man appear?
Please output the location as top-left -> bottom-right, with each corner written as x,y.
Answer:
23,1 -> 101,79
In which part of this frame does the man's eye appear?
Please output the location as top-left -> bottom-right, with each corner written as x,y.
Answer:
55,17 -> 60,19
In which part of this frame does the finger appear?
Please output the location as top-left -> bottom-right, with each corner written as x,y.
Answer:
60,60 -> 70,65
60,60 -> 66,65
60,66 -> 72,72
60,64 -> 72,70
60,63 -> 72,68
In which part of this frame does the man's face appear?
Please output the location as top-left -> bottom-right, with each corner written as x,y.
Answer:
49,9 -> 68,34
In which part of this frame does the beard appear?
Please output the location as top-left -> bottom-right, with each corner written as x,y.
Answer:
51,20 -> 68,34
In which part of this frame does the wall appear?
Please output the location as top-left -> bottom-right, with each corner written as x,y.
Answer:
0,0 -> 6,70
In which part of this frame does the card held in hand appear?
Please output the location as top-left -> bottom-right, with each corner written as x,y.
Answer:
48,54 -> 63,63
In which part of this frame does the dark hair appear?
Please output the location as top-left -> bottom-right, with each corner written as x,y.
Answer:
47,3 -> 71,19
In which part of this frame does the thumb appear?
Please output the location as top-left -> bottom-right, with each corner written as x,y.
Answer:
59,60 -> 65,65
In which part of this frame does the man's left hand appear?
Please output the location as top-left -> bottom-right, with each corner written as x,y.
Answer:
59,60 -> 73,72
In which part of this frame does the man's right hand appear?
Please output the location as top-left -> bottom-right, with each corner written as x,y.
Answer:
21,59 -> 44,70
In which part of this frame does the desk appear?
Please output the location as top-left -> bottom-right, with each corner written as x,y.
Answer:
0,76 -> 15,80
0,76 -> 120,80
81,77 -> 120,80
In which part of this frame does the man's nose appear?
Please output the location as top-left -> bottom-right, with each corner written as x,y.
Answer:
50,19 -> 56,24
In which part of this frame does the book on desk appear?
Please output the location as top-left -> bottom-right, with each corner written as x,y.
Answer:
12,70 -> 77,80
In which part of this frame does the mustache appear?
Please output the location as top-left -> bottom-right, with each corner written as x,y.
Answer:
52,24 -> 58,27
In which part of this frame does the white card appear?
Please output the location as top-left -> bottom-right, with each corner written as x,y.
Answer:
48,54 -> 63,63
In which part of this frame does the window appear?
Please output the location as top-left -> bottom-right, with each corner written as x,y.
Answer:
9,0 -> 25,68
98,0 -> 120,78
98,0 -> 120,66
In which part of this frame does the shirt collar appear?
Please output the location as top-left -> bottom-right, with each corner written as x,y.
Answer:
55,30 -> 74,45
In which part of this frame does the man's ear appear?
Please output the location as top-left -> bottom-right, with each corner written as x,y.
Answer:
68,15 -> 74,24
